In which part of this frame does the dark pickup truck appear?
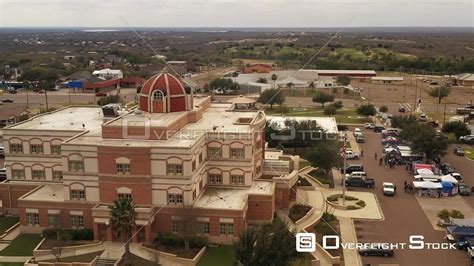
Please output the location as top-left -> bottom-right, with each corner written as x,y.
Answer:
345,176 -> 375,188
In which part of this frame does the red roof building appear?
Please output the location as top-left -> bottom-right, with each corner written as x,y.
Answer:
243,63 -> 273,74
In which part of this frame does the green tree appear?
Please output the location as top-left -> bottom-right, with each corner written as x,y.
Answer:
333,100 -> 343,109
312,92 -> 334,108
437,209 -> 450,223
379,105 -> 388,113
286,82 -> 294,90
209,78 -> 240,91
234,218 -> 304,266
336,75 -> 350,86
305,141 -> 343,172
441,121 -> 471,139
323,104 -> 337,116
257,88 -> 285,109
98,95 -> 121,106
429,85 -> 451,104
109,197 -> 137,266
257,77 -> 268,83
409,124 -> 448,162
271,74 -> 278,89
356,104 -> 377,117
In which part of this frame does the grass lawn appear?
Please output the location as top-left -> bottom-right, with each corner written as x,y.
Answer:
198,246 -> 235,266
264,106 -> 367,124
0,234 -> 43,256
465,148 -> 474,160
0,263 -> 24,266
299,158 -> 312,170
0,217 -> 19,235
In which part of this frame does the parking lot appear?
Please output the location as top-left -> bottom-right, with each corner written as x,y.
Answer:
348,127 -> 470,266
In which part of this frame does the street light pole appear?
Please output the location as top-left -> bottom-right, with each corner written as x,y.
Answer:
342,131 -> 347,206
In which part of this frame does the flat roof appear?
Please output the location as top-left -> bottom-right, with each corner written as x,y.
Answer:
68,102 -> 261,147
316,69 -> 376,74
267,115 -> 339,134
194,181 -> 274,210
8,106 -> 104,131
21,184 -> 64,202
372,76 -> 404,81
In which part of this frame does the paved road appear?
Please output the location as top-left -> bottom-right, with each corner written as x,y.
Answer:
443,144 -> 474,209
350,127 -> 469,266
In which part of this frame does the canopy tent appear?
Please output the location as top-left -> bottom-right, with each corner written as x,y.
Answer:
412,181 -> 443,189
396,145 -> 412,152
413,164 -> 433,171
416,168 -> 434,176
413,174 -> 441,182
440,174 -> 459,184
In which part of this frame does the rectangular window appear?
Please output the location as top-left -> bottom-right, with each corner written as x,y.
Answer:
219,223 -> 234,235
199,222 -> 210,234
11,169 -> 25,179
116,163 -> 131,174
231,175 -> 244,185
118,193 -> 132,200
71,215 -> 84,228
230,148 -> 244,158
199,152 -> 203,163
207,147 -> 222,158
70,190 -> 85,200
30,144 -> 43,154
219,223 -> 226,235
172,220 -> 179,233
168,194 -> 183,204
69,161 -> 84,172
208,174 -> 222,184
26,213 -> 40,225
32,170 -> 45,180
48,215 -> 60,227
167,164 -> 183,175
10,144 -> 23,153
52,171 -> 63,181
192,160 -> 196,171
51,145 -> 61,155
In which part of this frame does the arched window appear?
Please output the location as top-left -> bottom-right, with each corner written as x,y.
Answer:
153,90 -> 164,101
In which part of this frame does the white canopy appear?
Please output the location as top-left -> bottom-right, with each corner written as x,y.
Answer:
440,175 -> 459,184
416,168 -> 434,176
412,181 -> 443,189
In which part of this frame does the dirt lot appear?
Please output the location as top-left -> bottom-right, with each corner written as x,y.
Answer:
355,75 -> 473,121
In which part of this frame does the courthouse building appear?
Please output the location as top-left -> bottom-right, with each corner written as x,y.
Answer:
0,71 -> 299,244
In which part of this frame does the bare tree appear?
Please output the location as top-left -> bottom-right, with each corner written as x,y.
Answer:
174,205 -> 198,250
51,246 -> 63,262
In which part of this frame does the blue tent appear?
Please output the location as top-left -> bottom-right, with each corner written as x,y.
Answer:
441,181 -> 455,194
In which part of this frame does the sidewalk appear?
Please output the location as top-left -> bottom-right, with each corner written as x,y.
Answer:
0,226 -> 20,251
339,217 -> 363,266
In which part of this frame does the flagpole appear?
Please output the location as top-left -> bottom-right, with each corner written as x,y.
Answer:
342,131 -> 347,205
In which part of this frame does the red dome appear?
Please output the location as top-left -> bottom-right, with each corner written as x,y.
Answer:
140,72 -> 186,96
139,71 -> 191,113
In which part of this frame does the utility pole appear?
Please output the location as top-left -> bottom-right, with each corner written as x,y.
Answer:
342,131 -> 347,205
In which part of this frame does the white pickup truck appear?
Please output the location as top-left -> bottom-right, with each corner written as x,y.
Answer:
342,150 -> 360,160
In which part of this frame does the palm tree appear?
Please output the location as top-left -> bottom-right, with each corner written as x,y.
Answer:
271,74 -> 278,89
110,197 -> 137,266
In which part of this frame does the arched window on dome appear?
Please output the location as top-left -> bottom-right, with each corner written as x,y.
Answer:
153,90 -> 164,101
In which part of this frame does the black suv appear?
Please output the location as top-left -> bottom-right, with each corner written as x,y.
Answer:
359,247 -> 394,257
373,125 -> 385,133
341,164 -> 364,174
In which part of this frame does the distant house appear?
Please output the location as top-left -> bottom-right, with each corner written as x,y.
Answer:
0,106 -> 27,128
453,73 -> 474,87
243,63 -> 273,74
92,68 -> 123,79
371,76 -> 404,85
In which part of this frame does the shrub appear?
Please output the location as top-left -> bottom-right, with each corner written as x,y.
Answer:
42,228 -> 93,241
333,101 -> 343,109
449,210 -> 465,219
289,204 -> 312,222
355,200 -> 366,207
69,229 -> 94,241
347,205 -> 361,210
321,212 -> 337,223
379,105 -> 388,113
97,95 -> 121,106
327,195 -> 339,202
42,228 -> 58,240
297,177 -> 312,186
189,236 -> 208,248
323,104 -> 337,116
154,233 -> 183,247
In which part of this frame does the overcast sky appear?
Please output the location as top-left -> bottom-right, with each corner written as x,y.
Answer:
0,0 -> 473,28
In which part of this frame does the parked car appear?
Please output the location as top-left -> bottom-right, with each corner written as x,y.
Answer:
458,183 -> 471,196
345,171 -> 367,179
359,246 -> 394,257
398,107 -> 406,113
354,128 -> 362,135
450,173 -> 463,181
343,150 -> 360,160
383,182 -> 396,196
341,164 -> 364,174
345,173 -> 375,188
373,125 -> 385,133
95,92 -> 107,97
0,168 -> 6,181
460,135 -> 474,144
337,124 -> 349,131
1,98 -> 13,103
365,123 -> 375,129
419,113 -> 428,122
454,146 -> 465,156
468,246 -> 474,260
356,135 -> 365,143
441,163 -> 456,175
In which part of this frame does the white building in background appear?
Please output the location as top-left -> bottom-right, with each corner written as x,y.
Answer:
233,70 -> 336,90
371,76 -> 404,85
92,68 -> 123,80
